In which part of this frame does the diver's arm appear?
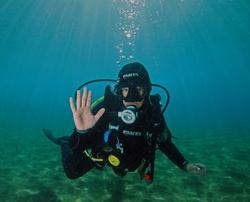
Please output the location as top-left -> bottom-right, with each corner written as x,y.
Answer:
160,140 -> 207,175
69,92 -> 107,152
158,140 -> 188,170
69,128 -> 94,151
157,125 -> 207,174
157,123 -> 188,170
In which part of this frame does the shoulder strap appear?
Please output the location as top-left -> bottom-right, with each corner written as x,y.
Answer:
147,94 -> 164,134
90,85 -> 120,114
103,85 -> 121,112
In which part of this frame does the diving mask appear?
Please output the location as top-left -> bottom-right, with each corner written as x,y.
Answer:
118,86 -> 147,102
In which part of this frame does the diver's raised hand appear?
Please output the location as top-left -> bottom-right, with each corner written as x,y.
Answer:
69,87 -> 105,131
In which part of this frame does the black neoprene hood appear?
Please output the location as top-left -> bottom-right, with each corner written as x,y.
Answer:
117,62 -> 152,90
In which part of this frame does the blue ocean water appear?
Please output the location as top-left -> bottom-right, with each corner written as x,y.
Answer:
0,0 -> 249,133
0,0 -> 249,201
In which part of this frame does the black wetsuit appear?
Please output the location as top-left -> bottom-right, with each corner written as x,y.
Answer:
60,95 -> 188,181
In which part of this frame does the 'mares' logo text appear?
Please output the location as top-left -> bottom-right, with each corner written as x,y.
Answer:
123,130 -> 142,136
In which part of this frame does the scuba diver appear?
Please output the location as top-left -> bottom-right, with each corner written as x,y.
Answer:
43,62 -> 206,183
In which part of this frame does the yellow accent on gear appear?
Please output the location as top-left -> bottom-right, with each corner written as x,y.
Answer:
83,150 -> 104,162
108,154 -> 120,167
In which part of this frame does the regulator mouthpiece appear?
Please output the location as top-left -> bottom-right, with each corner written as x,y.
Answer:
118,106 -> 138,124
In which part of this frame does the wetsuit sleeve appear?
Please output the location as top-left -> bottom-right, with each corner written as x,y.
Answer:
69,129 -> 96,152
157,122 -> 188,170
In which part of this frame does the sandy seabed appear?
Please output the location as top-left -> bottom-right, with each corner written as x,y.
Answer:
0,128 -> 249,202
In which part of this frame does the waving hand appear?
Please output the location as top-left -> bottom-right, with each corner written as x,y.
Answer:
69,87 -> 105,131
